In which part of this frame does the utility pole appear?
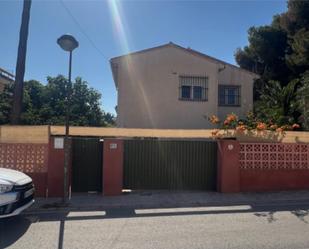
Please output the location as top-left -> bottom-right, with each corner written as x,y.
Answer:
11,0 -> 32,124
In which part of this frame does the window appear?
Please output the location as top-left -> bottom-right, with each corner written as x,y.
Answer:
193,86 -> 202,100
181,85 -> 191,99
179,76 -> 208,101
219,85 -> 241,106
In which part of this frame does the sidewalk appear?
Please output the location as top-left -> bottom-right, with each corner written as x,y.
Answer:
27,190 -> 309,213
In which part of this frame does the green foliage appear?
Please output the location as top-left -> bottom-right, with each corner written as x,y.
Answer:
235,0 -> 309,129
254,80 -> 299,126
0,84 -> 13,124
235,25 -> 290,84
296,71 -> 309,129
279,0 -> 309,36
287,28 -> 309,68
0,75 -> 115,127
102,112 -> 116,127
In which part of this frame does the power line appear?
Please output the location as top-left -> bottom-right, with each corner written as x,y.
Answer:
59,0 -> 110,61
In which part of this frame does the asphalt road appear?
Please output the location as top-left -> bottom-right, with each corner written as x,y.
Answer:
1,202 -> 309,249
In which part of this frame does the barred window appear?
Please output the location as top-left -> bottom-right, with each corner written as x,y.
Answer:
179,76 -> 208,101
181,85 -> 191,99
218,85 -> 241,106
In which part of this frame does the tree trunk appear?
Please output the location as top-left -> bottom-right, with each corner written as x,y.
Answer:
11,0 -> 32,124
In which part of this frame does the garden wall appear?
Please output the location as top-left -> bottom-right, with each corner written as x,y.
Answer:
218,140 -> 309,193
0,126 -> 66,197
239,142 -> 309,191
1,125 -> 309,197
0,142 -> 49,197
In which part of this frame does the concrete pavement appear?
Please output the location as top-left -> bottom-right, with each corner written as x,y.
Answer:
2,191 -> 309,249
1,200 -> 309,249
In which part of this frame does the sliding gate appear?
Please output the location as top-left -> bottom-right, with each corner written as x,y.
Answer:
124,139 -> 217,190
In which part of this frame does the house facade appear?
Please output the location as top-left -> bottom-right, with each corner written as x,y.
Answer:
0,67 -> 14,92
111,42 -> 257,129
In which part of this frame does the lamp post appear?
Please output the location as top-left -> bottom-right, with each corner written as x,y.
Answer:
57,34 -> 79,203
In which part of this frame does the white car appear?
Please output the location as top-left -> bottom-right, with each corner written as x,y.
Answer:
0,168 -> 35,218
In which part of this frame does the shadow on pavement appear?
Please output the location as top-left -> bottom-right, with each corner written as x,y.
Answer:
0,215 -> 31,248
31,201 -> 309,221
58,219 -> 65,249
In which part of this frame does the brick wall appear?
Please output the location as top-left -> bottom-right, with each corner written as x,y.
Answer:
217,141 -> 309,193
239,143 -> 309,191
0,143 -> 49,196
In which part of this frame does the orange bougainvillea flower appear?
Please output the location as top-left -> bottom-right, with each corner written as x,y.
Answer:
209,115 -> 220,124
224,119 -> 230,126
292,123 -> 300,129
256,122 -> 267,131
211,129 -> 220,137
236,125 -> 246,133
226,113 -> 237,122
270,124 -> 278,130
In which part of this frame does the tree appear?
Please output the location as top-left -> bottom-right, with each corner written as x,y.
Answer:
102,112 -> 116,127
70,77 -> 104,126
0,75 -> 115,127
0,84 -> 13,124
235,0 -> 309,128
296,71 -> 309,129
287,28 -> 309,69
254,79 -> 299,126
235,0 -> 309,82
21,80 -> 45,124
235,25 -> 291,85
279,0 -> 309,36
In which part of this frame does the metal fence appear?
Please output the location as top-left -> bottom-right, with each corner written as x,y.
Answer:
123,139 -> 217,190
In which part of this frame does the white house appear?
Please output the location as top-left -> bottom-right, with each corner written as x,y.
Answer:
110,42 -> 257,129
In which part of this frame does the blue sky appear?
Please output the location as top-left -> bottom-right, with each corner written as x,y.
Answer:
0,0 -> 287,114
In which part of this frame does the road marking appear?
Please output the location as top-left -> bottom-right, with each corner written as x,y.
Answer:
135,205 -> 252,214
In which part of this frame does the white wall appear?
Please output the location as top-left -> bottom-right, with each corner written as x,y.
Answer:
113,45 -> 255,129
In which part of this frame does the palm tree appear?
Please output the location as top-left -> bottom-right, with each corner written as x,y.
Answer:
254,79 -> 298,125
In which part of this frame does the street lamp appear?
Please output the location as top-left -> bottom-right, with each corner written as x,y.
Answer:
57,34 -> 79,203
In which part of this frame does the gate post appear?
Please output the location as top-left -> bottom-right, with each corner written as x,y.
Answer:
48,136 -> 65,197
103,139 -> 123,196
217,139 -> 240,193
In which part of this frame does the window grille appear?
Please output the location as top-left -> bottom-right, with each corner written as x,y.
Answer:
179,76 -> 208,101
218,85 -> 241,106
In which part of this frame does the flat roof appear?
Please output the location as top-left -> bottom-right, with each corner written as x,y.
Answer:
0,68 -> 15,81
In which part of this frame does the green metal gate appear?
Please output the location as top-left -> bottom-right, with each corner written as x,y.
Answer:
72,137 -> 103,192
124,139 -> 217,190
